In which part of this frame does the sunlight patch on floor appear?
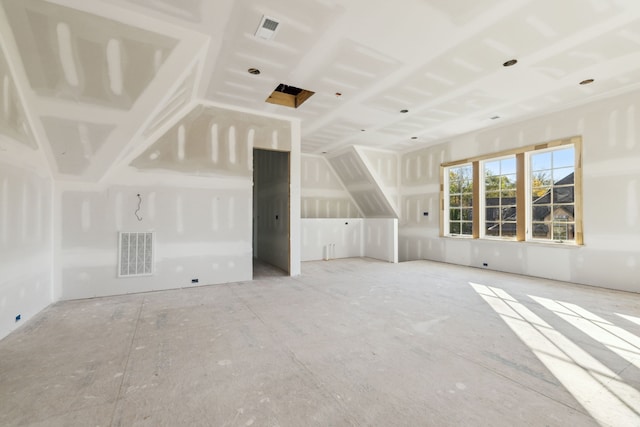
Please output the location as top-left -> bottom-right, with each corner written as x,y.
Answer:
470,283 -> 640,427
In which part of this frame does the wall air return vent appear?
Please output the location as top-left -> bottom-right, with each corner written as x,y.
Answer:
266,83 -> 315,109
255,16 -> 280,40
118,232 -> 154,277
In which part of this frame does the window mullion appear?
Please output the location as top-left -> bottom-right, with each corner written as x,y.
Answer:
574,139 -> 584,245
439,166 -> 444,237
516,153 -> 525,241
472,161 -> 480,239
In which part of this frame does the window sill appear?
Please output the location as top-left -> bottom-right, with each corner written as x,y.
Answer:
523,239 -> 582,249
440,236 -> 583,248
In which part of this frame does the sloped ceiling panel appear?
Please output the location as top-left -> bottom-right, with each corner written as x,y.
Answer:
125,0 -> 204,23
131,105 -> 291,176
40,117 -> 115,175
141,65 -> 198,139
328,149 -> 396,218
3,0 -> 178,110
0,48 -> 37,149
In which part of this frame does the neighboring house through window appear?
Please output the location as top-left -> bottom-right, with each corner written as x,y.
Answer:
441,137 -> 582,245
529,146 -> 576,242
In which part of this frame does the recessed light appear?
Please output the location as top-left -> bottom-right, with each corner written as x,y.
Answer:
579,79 -> 594,85
247,68 -> 261,75
503,59 -> 518,67
400,109 -> 409,113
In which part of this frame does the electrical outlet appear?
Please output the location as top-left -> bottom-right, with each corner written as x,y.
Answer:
423,212 -> 429,216
191,278 -> 199,284
482,263 -> 488,267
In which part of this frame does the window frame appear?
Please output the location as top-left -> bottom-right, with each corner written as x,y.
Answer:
443,163 -> 474,238
526,145 -> 578,243
440,136 -> 583,245
480,155 -> 518,240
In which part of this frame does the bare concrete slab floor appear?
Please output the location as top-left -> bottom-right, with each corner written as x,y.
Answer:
253,258 -> 288,279
2,258 -> 640,426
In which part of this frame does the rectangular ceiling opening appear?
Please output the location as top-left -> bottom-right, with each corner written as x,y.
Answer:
265,83 -> 314,109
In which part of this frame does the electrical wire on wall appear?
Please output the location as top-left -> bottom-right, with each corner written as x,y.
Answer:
135,193 -> 143,221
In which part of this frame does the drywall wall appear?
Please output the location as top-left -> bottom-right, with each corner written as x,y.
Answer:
55,102 -> 301,299
301,154 -> 361,218
301,219 -> 363,261
0,147 -> 52,339
364,218 -> 398,263
254,149 -> 290,273
399,89 -> 640,293
301,218 -> 397,263
56,179 -> 252,300
132,105 -> 293,174
128,103 -> 300,277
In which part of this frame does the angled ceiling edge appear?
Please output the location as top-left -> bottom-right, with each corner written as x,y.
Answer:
0,5 -> 57,175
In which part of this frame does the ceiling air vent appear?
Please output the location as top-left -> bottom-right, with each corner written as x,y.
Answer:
255,15 -> 280,40
266,83 -> 315,109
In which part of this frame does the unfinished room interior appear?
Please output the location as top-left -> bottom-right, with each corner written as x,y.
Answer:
1,0 -> 640,425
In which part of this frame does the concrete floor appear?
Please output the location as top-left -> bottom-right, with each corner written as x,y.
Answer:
2,258 -> 640,427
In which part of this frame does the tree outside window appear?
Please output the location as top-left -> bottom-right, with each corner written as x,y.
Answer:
483,157 -> 516,238
447,165 -> 473,236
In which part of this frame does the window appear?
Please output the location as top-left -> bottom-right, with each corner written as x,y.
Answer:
441,137 -> 582,244
482,156 -> 517,238
529,146 -> 575,242
446,164 -> 473,236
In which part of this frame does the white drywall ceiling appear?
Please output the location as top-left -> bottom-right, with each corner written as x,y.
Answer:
1,0 -> 640,180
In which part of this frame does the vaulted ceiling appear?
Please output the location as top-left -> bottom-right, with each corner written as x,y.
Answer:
1,0 -> 640,181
